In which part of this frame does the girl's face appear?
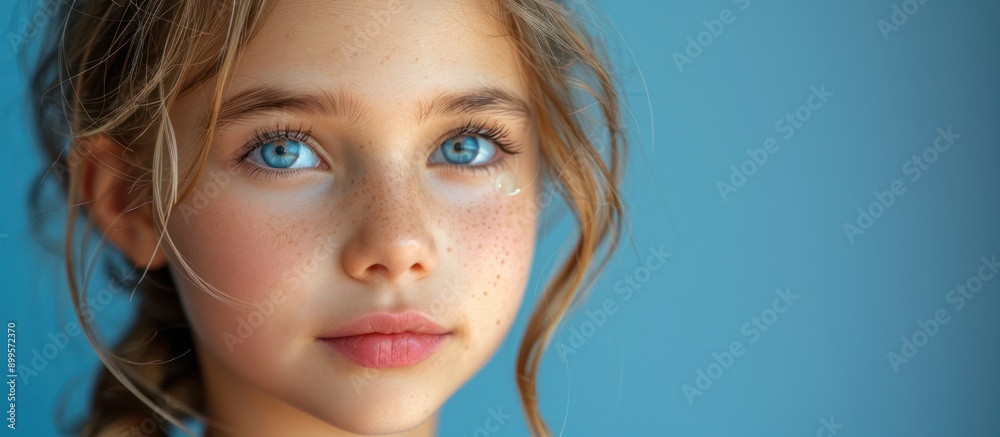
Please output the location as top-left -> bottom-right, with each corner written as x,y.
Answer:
162,0 -> 540,434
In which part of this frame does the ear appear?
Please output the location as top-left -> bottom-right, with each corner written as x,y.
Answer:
79,135 -> 169,271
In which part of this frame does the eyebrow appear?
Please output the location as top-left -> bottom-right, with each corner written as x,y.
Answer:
208,84 -> 532,130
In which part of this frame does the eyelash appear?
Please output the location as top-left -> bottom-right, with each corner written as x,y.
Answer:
230,120 -> 523,181
231,122 -> 316,181
438,119 -> 523,176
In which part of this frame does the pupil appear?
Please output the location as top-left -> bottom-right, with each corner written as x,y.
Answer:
275,145 -> 286,155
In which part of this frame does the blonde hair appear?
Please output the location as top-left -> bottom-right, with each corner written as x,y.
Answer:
29,1 -> 627,435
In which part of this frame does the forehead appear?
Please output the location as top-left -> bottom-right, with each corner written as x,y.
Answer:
228,0 -> 527,107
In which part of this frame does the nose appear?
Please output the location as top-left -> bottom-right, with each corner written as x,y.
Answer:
340,171 -> 438,285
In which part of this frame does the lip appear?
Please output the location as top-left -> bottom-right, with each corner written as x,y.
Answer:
319,311 -> 450,369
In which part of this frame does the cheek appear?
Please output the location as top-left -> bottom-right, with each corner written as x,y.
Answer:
440,185 -> 541,344
163,184 -> 338,359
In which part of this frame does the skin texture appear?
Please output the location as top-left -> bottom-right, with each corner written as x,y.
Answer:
83,0 -> 543,435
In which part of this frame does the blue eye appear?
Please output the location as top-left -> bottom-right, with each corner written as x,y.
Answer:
431,135 -> 497,166
248,139 -> 321,169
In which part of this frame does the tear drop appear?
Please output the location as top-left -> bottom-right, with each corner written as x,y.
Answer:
494,171 -> 520,196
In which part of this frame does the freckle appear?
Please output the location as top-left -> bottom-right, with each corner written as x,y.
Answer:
483,291 -> 488,296
446,247 -> 452,252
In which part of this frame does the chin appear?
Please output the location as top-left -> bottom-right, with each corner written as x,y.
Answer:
302,389 -> 443,435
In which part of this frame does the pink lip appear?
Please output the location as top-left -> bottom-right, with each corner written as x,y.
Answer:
319,311 -> 450,369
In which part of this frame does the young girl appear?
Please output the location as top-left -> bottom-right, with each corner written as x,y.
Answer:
30,0 -> 626,435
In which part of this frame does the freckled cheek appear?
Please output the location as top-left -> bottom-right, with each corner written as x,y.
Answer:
164,194 -> 328,346
441,192 -> 539,338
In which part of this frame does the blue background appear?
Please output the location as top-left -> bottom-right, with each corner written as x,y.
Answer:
2,0 -> 999,435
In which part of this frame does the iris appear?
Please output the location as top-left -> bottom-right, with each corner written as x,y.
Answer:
253,140 -> 320,169
436,135 -> 495,166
